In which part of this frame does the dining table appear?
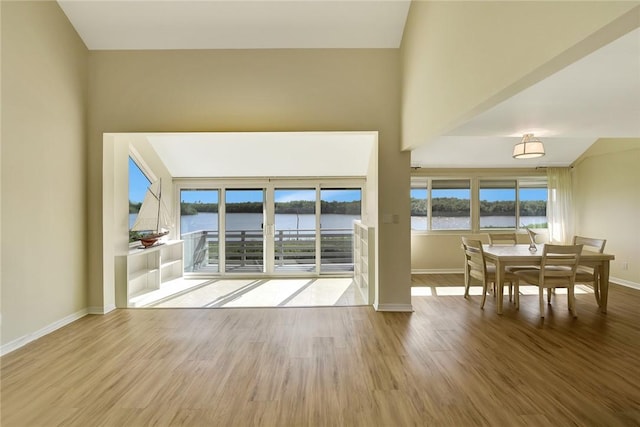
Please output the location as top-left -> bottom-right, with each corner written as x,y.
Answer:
482,243 -> 615,314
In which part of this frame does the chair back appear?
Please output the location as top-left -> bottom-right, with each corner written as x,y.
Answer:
573,236 -> 606,253
539,244 -> 583,287
461,237 -> 487,282
488,232 -> 517,245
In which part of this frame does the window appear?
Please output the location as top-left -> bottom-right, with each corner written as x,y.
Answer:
410,183 -> 427,231
519,179 -> 548,228
479,179 -> 516,229
432,179 -> 471,230
128,157 -> 151,242
411,176 -> 547,232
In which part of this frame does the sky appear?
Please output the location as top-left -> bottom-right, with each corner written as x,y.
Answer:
179,188 -> 362,203
129,158 -> 151,202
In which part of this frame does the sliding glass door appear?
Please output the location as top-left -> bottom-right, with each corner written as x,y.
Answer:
178,180 -> 363,277
180,189 -> 219,273
224,189 -> 265,273
274,188 -> 317,273
320,188 -> 361,273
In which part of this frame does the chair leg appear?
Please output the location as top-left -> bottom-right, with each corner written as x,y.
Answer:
514,282 -> 519,309
593,273 -> 601,306
508,282 -> 513,302
547,288 -> 552,304
480,279 -> 488,309
568,286 -> 577,318
464,273 -> 470,299
539,287 -> 545,318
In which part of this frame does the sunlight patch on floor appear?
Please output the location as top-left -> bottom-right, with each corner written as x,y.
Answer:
411,285 -> 593,297
283,278 -> 359,306
144,277 -> 363,308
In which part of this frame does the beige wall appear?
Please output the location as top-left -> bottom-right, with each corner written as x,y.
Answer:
573,139 -> 640,286
88,49 -> 411,311
1,1 -> 88,345
401,1 -> 640,150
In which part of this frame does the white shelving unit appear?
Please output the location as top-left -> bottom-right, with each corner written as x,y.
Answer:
353,221 -> 375,305
117,240 -> 184,307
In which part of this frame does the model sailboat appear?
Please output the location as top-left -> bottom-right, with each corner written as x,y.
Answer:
131,179 -> 172,248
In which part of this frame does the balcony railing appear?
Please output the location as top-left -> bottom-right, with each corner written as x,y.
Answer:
182,229 -> 353,273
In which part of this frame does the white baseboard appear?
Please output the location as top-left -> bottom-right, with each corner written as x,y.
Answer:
1,308 -> 88,356
88,304 -> 117,315
374,303 -> 414,312
611,277 -> 640,291
412,269 -> 464,275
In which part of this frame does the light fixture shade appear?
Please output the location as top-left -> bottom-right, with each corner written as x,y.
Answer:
513,133 -> 545,159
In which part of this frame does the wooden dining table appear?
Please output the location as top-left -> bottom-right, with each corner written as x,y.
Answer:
482,244 -> 615,314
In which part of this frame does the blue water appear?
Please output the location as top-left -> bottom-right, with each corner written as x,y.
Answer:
130,213 -> 360,234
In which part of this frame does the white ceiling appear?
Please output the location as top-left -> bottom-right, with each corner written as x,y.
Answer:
144,132 -> 376,178
58,1 -> 640,170
57,0 -> 411,49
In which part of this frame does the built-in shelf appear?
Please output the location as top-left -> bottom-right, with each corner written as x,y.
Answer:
116,240 -> 184,308
353,221 -> 374,305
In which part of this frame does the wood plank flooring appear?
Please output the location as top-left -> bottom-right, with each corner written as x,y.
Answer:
2,275 -> 640,426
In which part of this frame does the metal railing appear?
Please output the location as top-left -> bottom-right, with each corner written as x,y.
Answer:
182,229 -> 353,273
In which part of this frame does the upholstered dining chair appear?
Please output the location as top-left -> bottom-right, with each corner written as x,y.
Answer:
462,237 -> 519,309
514,244 -> 583,318
573,236 -> 606,305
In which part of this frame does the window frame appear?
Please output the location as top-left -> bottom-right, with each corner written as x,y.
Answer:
174,177 -> 366,277
411,174 -> 548,234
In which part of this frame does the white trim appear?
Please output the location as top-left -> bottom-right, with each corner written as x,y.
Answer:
88,304 -> 117,315
129,145 -> 157,183
374,303 -> 414,312
611,277 -> 640,291
412,269 -> 464,275
1,309 -> 88,356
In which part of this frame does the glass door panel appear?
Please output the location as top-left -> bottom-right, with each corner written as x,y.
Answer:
225,189 -> 265,273
274,189 -> 316,273
180,189 -> 219,273
320,188 -> 361,273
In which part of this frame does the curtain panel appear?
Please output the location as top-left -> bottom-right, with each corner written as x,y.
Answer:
547,167 -> 574,243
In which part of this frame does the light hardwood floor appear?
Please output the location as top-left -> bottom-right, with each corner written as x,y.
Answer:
2,275 -> 640,426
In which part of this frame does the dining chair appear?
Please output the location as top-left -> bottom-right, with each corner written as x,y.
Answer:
573,236 -> 606,305
488,232 -> 517,245
514,244 -> 583,318
461,237 -> 519,309
488,232 -> 532,283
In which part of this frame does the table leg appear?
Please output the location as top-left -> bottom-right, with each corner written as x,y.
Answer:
496,261 -> 504,314
599,261 -> 610,314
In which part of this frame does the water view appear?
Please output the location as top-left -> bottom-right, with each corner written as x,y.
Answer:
129,213 -> 360,234
129,213 -> 547,233
411,216 -> 547,230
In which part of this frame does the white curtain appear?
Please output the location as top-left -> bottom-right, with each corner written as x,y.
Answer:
547,167 -> 574,243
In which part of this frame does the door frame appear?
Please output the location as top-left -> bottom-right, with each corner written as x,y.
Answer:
175,177 -> 366,277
